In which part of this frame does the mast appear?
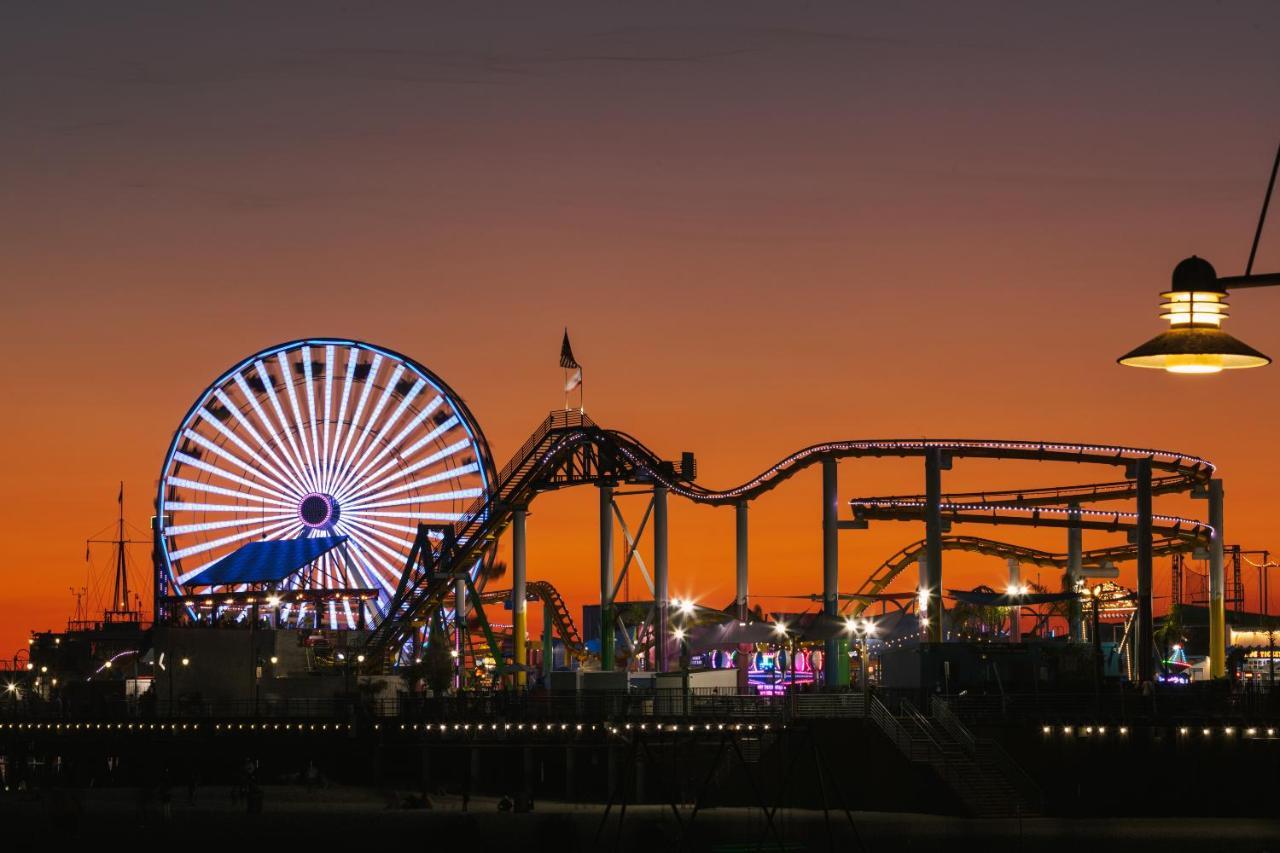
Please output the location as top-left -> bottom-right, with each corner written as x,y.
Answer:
87,482 -> 149,623
113,481 -> 129,613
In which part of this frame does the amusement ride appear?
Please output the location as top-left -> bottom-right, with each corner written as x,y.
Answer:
145,337 -> 1232,691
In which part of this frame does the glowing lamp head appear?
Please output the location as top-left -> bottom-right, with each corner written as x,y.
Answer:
772,621 -> 788,637
672,627 -> 686,642
1119,257 -> 1270,373
679,600 -> 696,617
843,617 -> 858,633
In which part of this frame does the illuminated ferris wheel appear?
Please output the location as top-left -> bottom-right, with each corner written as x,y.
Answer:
156,339 -> 495,630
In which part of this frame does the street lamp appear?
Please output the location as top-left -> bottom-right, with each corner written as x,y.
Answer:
1119,141 -> 1280,374
845,618 -> 876,703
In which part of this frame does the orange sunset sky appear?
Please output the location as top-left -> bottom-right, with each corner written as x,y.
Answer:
3,2 -> 1280,657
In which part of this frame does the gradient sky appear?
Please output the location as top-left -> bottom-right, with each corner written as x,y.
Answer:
3,2 -> 1280,657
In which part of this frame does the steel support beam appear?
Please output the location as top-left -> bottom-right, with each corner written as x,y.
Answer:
821,460 -> 847,687
1007,557 -> 1021,644
1135,459 -> 1154,683
736,500 -> 750,689
1208,479 -> 1226,679
542,595 -> 554,684
916,553 -> 929,634
512,508 -> 528,688
454,577 -> 466,689
736,501 -> 749,621
1068,503 -> 1083,642
600,485 -> 615,671
924,449 -> 945,643
653,485 -> 670,672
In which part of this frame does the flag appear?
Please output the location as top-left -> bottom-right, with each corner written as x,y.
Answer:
559,330 -> 580,369
117,482 -> 123,505
564,368 -> 582,392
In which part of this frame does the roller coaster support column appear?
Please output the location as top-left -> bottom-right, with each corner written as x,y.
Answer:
924,449 -> 948,643
1068,504 -> 1083,642
822,460 -> 848,687
600,485 -> 616,671
1208,479 -> 1226,679
654,485 -> 670,672
542,600 -> 554,683
454,577 -> 466,689
513,508 -> 528,688
736,501 -> 749,689
1008,558 -> 1021,643
1134,459 -> 1154,683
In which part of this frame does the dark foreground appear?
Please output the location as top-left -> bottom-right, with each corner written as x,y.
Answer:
3,786 -> 1279,852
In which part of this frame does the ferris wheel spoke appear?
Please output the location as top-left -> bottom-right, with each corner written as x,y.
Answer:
170,451 -> 295,503
330,364 -> 404,498
341,515 -> 420,536
338,517 -> 420,567
171,515 -> 300,564
341,460 -> 478,508
397,413 -> 460,462
212,388 -> 312,497
163,500 -> 279,514
333,353 -> 382,486
337,386 -> 436,497
180,430 -> 297,500
319,344 -> 337,493
233,372 -> 315,496
194,411 -> 305,500
331,537 -> 382,599
165,512 -> 297,537
341,471 -> 478,513
334,523 -> 406,598
326,346 -> 360,495
347,507 -> 469,522
255,360 -> 318,494
301,347 -> 326,491
339,438 -> 473,504
337,404 -> 452,501
164,475 -> 295,509
278,352 -> 320,488
285,348 -> 320,481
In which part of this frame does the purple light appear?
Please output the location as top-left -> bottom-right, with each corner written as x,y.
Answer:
298,492 -> 339,529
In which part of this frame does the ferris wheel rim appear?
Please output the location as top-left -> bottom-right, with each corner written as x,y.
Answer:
154,336 -> 497,626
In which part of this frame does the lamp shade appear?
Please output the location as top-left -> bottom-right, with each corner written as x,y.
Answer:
1117,327 -> 1270,373
1118,256 -> 1271,373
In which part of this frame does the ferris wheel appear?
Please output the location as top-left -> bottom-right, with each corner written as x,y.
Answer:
156,338 -> 495,631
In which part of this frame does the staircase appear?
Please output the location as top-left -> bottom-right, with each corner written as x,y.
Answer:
868,695 -> 1042,818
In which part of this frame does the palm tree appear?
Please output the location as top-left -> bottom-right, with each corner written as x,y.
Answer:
949,585 -> 1007,639
1154,603 -> 1187,671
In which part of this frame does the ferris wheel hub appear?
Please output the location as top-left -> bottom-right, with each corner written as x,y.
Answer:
298,492 -> 339,529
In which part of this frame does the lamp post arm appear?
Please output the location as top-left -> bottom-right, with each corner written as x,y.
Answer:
1219,272 -> 1280,290
1246,140 -> 1280,276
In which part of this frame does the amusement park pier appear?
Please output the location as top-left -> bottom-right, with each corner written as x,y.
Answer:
6,338 -> 1280,841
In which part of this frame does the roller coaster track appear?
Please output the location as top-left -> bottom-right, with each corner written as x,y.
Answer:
365,410 -> 1215,654
473,580 -> 587,661
840,535 -> 1197,618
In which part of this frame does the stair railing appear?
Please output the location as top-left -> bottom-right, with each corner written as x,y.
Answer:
932,696 -> 1043,815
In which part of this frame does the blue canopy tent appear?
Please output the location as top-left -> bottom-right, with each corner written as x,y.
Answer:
185,535 -> 349,587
